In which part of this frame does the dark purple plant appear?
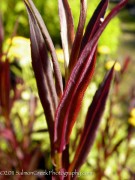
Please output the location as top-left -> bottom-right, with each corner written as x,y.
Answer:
0,16 -> 45,178
24,0 -> 128,178
91,57 -> 134,179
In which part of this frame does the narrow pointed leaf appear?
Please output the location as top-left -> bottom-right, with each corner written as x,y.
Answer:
65,49 -> 97,143
69,66 -> 114,172
121,56 -> 131,74
58,0 -> 75,72
54,0 -> 128,153
24,0 -> 63,98
65,0 -> 129,140
63,0 -> 75,48
90,0 -> 128,49
80,0 -> 108,52
54,41 -> 98,152
40,42 -> 58,111
25,3 -> 55,145
69,0 -> 87,74
0,59 -> 10,121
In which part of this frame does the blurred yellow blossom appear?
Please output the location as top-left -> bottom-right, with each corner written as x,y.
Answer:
6,36 -> 31,66
128,108 -> 135,126
105,60 -> 121,71
98,45 -> 110,55
130,108 -> 135,117
128,117 -> 135,127
56,48 -> 64,63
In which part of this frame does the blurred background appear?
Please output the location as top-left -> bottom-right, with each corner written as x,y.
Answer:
0,0 -> 135,179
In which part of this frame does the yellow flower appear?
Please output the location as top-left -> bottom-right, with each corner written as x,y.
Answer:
5,36 -> 31,66
56,49 -> 64,63
130,108 -> 135,117
105,60 -> 121,72
128,117 -> 135,126
7,36 -> 30,46
98,45 -> 110,55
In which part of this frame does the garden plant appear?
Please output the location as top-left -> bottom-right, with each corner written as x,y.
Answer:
1,0 -> 134,179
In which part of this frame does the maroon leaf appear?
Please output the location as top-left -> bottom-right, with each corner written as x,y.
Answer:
58,0 -> 75,74
90,0 -> 128,48
24,3 -> 56,147
62,0 -> 75,49
65,0 -> 128,143
69,66 -> 114,172
65,49 -> 97,143
54,41 -> 98,152
121,56 -> 131,74
24,0 -> 63,98
69,0 -> 87,74
0,59 -> 10,123
54,0 -> 128,153
80,0 -> 108,52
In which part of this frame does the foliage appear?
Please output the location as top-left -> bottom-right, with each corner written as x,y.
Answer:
1,0 -> 135,180
80,56 -> 135,180
0,0 -> 120,53
0,15 -> 49,179
33,0 -> 120,52
23,0 -> 128,179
